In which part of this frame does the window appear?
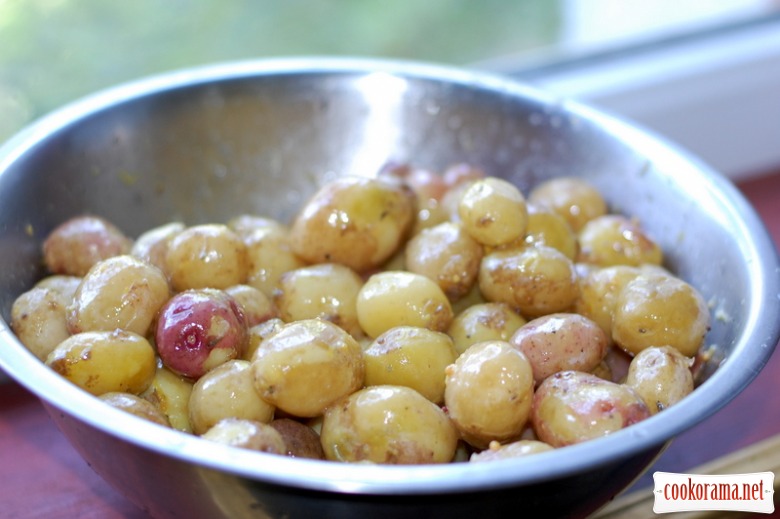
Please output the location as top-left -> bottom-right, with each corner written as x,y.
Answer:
1,0 -> 778,177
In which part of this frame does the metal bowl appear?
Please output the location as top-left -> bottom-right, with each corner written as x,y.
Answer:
0,58 -> 778,519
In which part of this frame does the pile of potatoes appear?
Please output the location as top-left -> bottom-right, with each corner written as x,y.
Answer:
9,163 -> 710,464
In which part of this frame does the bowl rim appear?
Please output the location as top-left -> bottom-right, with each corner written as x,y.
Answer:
1,56 -> 779,495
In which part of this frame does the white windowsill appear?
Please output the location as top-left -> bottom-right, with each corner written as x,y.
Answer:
478,15 -> 780,181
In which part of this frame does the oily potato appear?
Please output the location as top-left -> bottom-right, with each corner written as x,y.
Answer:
45,329 -> 157,396
510,313 -> 609,386
531,371 -> 651,448
289,176 -> 415,273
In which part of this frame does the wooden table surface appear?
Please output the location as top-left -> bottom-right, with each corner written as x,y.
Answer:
1,172 -> 779,519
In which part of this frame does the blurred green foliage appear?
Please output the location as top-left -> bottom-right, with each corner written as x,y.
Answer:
0,0 -> 560,142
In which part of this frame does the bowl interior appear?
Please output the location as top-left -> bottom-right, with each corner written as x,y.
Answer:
0,58 -> 778,498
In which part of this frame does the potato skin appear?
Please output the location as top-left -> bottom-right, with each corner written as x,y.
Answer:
479,246 -> 579,318
356,271 -> 453,339
577,215 -> 663,267
444,341 -> 535,449
531,371 -> 650,447
573,265 -> 641,338
625,346 -> 694,414
522,204 -> 578,260
201,418 -> 287,455
43,215 -> 132,277
141,364 -> 194,433
404,222 -> 483,301
469,439 -> 553,462
188,360 -> 275,435
510,313 -> 609,385
458,177 -> 528,247
320,385 -> 458,464
225,284 -> 277,328
274,263 -> 364,337
363,326 -> 457,404
45,330 -> 157,396
155,289 -> 248,379
448,302 -> 527,356
166,224 -> 248,291
11,287 -> 71,361
244,226 -> 306,298
99,392 -> 171,427
66,255 -> 170,336
289,176 -> 415,273
251,319 -> 365,418
612,273 -> 710,358
130,222 -> 184,277
528,177 -> 607,233
269,418 -> 326,459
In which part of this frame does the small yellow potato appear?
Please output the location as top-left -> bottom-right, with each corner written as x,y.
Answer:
66,255 -> 170,336
612,272 -> 710,358
577,215 -> 663,267
142,364 -> 194,433
531,371 -> 650,447
573,265 -> 641,338
510,313 -> 609,386
458,177 -> 528,247
363,326 -> 457,404
99,392 -> 171,427
479,246 -> 579,318
447,302 -> 527,356
244,226 -> 307,298
166,224 -> 248,291
45,330 -> 156,396
189,360 -> 275,435
42,215 -> 133,277
201,418 -> 287,455
244,318 -> 285,361
404,222 -> 483,301
11,287 -> 71,361
320,385 -> 458,464
522,204 -> 578,260
625,346 -> 694,414
269,418 -> 326,460
469,439 -> 553,463
356,271 -> 453,339
225,284 -> 277,327
226,214 -> 285,239
251,319 -> 365,418
527,177 -> 607,233
34,275 -> 82,302
444,341 -> 535,449
130,222 -> 185,277
289,176 -> 415,273
274,263 -> 364,337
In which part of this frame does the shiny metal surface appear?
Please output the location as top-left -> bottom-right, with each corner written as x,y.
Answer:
0,58 -> 778,519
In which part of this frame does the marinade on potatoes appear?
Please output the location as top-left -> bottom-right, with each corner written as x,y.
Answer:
10,164 -> 712,465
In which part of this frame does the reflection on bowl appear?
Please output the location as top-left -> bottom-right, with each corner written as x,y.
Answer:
0,58 -> 778,519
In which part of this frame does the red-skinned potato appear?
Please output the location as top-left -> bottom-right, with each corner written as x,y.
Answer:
43,215 -> 132,277
155,289 -> 248,379
510,313 -> 609,386
531,370 -> 650,448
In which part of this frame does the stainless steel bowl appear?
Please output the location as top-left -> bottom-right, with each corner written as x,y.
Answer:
0,58 -> 778,519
